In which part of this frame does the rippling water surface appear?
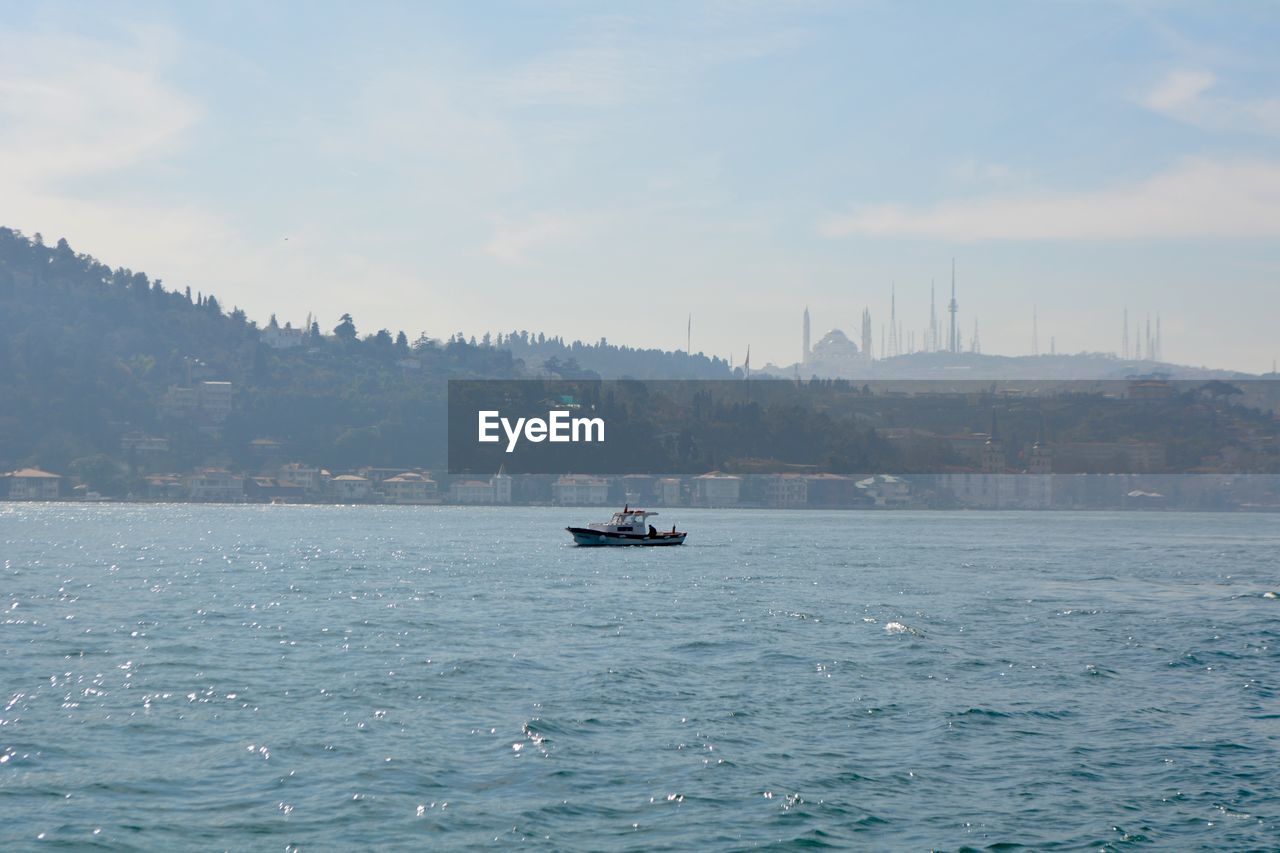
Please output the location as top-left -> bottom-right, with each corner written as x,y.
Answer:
2,504 -> 1278,849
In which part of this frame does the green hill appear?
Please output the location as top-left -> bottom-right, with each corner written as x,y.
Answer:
0,228 -> 520,480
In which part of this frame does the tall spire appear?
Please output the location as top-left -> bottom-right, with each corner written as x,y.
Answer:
1122,306 -> 1129,359
929,279 -> 937,352
802,306 -> 810,366
888,284 -> 898,358
1155,313 -> 1162,362
948,258 -> 959,354
1032,306 -> 1039,357
972,317 -> 981,354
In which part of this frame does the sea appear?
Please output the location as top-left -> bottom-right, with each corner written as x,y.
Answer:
1,504 -> 1277,850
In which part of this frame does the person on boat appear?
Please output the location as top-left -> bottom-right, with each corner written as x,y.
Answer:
648,524 -> 658,538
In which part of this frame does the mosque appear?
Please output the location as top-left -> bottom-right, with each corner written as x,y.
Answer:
800,305 -> 874,375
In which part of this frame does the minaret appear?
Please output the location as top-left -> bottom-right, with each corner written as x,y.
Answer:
929,279 -> 938,352
802,306 -> 811,366
948,258 -> 959,354
888,285 -> 898,358
1146,314 -> 1152,361
861,308 -> 873,362
1032,306 -> 1039,356
1155,313 -> 1162,362
1122,307 -> 1129,359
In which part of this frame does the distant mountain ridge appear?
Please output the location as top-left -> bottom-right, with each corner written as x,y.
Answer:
761,349 -> 1258,381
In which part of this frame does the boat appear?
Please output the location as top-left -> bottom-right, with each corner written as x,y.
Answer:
566,507 -> 687,546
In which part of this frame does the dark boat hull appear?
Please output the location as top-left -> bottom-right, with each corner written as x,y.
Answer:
566,527 -> 687,546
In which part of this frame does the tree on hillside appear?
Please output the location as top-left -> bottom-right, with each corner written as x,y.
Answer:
335,313 -> 357,340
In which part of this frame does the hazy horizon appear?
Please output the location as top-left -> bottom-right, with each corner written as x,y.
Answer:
3,1 -> 1279,372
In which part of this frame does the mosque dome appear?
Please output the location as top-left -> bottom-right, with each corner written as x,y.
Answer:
811,329 -> 860,362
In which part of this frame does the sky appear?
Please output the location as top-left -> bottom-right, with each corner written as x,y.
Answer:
2,0 -> 1279,372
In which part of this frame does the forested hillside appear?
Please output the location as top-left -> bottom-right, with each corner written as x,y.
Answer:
0,228 -> 523,477
498,332 -> 732,380
0,228 -> 734,482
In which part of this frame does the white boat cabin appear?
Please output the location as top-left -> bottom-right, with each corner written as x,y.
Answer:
590,509 -> 661,533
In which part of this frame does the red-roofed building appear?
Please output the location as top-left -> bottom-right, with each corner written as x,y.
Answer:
5,468 -> 63,500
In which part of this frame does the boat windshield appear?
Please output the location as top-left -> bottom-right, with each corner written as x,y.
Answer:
611,510 -> 656,524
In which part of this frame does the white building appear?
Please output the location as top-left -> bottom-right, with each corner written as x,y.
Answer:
938,472 -> 1052,509
261,323 -> 304,349
381,472 -> 438,504
328,474 -> 372,501
451,479 -> 495,504
160,381 -> 233,424
278,463 -> 325,494
693,472 -> 741,507
5,468 -> 62,500
764,474 -> 809,508
188,468 -> 244,502
198,381 -> 233,422
552,475 -> 611,506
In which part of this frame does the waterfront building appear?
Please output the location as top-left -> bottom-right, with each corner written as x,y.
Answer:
763,473 -> 809,508
4,468 -> 62,500
188,468 -> 245,502
327,474 -> 372,501
693,472 -> 741,507
552,475 -> 611,506
381,472 -> 438,504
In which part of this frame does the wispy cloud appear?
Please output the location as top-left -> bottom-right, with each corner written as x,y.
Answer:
0,24 -> 232,291
1142,69 -> 1280,137
819,158 -> 1280,242
494,16 -> 808,109
483,213 -> 593,262
0,27 -> 200,187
